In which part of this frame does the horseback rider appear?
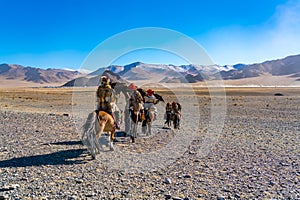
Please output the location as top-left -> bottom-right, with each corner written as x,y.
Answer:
143,89 -> 158,120
171,101 -> 181,114
128,83 -> 144,111
129,83 -> 145,118
123,83 -> 143,133
96,76 -> 120,129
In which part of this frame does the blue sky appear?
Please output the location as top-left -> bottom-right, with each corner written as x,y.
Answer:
1,0 -> 300,70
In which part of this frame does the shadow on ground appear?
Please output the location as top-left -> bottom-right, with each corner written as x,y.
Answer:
46,140 -> 83,146
0,149 -> 88,168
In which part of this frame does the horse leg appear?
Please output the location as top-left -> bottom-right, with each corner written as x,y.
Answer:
164,113 -> 168,127
129,110 -> 136,143
172,114 -> 176,129
94,132 -> 102,155
167,113 -> 171,127
125,109 -> 130,136
130,119 -> 135,143
174,114 -> 180,129
133,111 -> 140,140
131,135 -> 135,143
145,112 -> 153,136
132,121 -> 137,142
130,122 -> 133,142
94,120 -> 106,154
108,131 -> 114,151
177,114 -> 181,129
147,122 -> 151,136
142,119 -> 147,135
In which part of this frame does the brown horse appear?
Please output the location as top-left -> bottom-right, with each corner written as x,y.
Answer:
82,110 -> 116,159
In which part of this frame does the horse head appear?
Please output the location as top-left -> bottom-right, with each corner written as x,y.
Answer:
111,82 -> 130,96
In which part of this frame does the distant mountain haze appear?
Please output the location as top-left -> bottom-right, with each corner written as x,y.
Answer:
0,64 -> 81,84
1,54 -> 300,87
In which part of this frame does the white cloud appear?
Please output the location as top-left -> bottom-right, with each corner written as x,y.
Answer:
199,0 -> 300,65
268,0 -> 300,53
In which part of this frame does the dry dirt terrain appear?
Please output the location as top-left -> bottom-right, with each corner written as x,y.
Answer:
0,86 -> 299,199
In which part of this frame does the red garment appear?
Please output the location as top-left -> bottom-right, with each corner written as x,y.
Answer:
128,83 -> 137,90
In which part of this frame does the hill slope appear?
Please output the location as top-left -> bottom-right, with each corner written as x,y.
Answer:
0,64 -> 81,86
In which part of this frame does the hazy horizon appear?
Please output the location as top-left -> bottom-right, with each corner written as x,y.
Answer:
2,52 -> 299,72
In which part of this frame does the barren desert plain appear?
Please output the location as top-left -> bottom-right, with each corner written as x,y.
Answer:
0,86 -> 299,199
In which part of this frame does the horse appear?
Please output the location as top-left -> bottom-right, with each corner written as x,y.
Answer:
82,110 -> 116,159
138,88 -> 165,135
111,83 -> 165,140
164,103 -> 172,128
171,102 -> 182,129
126,87 -> 164,140
164,110 -> 172,127
111,82 -> 141,141
111,82 -> 132,134
171,112 -> 181,129
129,101 -> 144,142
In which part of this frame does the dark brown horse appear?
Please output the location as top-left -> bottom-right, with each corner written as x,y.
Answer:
164,102 -> 172,128
171,102 -> 182,129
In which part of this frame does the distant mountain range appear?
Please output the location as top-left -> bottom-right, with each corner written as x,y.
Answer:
1,54 -> 300,87
63,55 -> 300,86
0,64 -> 81,85
220,54 -> 300,80
61,61 -> 245,87
62,70 -> 128,87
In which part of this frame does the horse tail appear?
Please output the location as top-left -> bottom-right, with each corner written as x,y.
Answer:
82,111 -> 97,137
82,111 -> 98,153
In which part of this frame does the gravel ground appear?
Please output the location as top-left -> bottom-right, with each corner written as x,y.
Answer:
0,92 -> 300,199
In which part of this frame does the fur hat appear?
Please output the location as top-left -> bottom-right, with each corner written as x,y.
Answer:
101,76 -> 110,84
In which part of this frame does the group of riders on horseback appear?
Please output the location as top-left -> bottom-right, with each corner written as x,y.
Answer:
164,101 -> 181,129
96,75 -> 181,133
82,75 -> 182,158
